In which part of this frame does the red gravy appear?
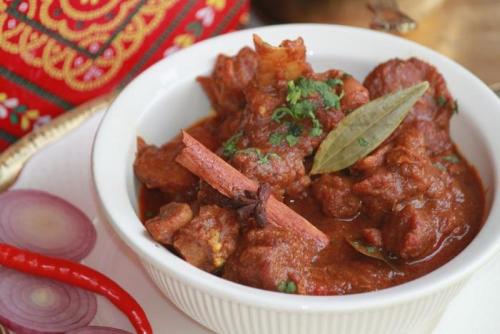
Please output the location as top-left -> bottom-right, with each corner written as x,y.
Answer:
138,116 -> 484,295
134,37 -> 485,295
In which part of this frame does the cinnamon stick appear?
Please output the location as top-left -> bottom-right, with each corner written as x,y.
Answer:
176,131 -> 329,250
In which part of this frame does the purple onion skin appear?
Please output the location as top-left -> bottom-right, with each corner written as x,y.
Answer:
0,189 -> 97,261
66,326 -> 133,334
0,269 -> 97,334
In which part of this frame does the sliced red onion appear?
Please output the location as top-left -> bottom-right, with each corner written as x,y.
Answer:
0,268 -> 97,334
67,326 -> 133,334
0,190 -> 96,261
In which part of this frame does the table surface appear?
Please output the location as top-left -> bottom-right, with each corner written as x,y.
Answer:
251,0 -> 500,86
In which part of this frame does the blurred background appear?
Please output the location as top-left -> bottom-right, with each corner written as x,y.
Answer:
251,0 -> 500,87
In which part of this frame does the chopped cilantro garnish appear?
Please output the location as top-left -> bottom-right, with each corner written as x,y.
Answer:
453,99 -> 459,114
442,155 -> 460,164
222,132 -> 242,158
262,152 -> 280,164
286,80 -> 302,105
286,134 -> 299,146
271,77 -> 344,141
269,122 -> 304,147
291,100 -> 316,119
271,101 -> 315,122
269,132 -> 284,145
287,122 -> 303,137
326,77 -> 344,87
294,77 -> 341,109
357,137 -> 369,147
310,118 -> 323,137
272,107 -> 292,122
237,148 -> 279,164
436,95 -> 447,107
277,280 -> 297,294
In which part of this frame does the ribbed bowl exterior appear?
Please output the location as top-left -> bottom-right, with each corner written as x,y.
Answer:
143,261 -> 467,334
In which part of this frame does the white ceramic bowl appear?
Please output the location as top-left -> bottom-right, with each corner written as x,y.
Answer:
92,24 -> 500,334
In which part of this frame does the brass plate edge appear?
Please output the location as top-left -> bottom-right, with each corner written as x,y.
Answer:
0,92 -> 117,192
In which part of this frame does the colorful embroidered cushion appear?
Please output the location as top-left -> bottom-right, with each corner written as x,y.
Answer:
0,0 -> 249,151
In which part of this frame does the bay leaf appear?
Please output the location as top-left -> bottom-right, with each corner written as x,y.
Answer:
311,81 -> 429,174
346,238 -> 399,271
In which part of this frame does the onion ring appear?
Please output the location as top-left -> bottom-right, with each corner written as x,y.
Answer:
67,326 -> 133,334
0,268 -> 97,334
0,190 -> 96,261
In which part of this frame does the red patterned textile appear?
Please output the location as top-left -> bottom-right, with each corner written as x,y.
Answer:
0,0 -> 249,150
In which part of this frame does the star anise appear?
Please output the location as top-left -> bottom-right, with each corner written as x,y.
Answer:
233,183 -> 272,227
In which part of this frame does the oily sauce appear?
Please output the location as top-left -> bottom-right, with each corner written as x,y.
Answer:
138,117 -> 485,294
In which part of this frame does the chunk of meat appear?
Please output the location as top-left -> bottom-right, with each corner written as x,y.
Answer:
341,74 -> 370,112
145,202 -> 193,245
253,35 -> 312,87
382,205 -> 439,259
134,138 -> 197,194
197,47 -> 258,117
230,149 -> 310,199
134,127 -> 218,194
353,126 -> 452,217
364,58 -> 454,156
173,205 -> 239,272
351,143 -> 392,173
301,262 -> 393,295
353,171 -> 404,218
413,120 -> 452,155
364,57 -> 454,128
312,174 -> 361,219
223,225 -> 318,293
362,228 -> 383,248
197,181 -> 234,208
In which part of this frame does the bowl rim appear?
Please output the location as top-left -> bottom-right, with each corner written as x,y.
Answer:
92,23 -> 500,312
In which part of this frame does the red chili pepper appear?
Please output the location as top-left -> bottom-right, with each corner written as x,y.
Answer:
0,243 -> 152,334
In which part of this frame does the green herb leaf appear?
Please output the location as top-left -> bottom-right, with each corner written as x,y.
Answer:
269,132 -> 284,145
277,280 -> 297,294
346,238 -> 399,271
436,95 -> 447,107
286,134 -> 299,146
272,77 -> 343,135
326,78 -> 344,87
290,100 -> 315,119
453,99 -> 459,114
310,118 -> 323,137
286,80 -> 302,105
287,122 -> 303,137
222,132 -> 243,158
236,148 -> 279,164
264,152 -> 281,163
272,107 -> 293,122
442,154 -> 460,164
269,123 -> 304,147
311,82 -> 429,174
293,77 -> 342,109
237,147 -> 260,157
